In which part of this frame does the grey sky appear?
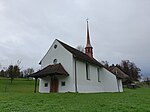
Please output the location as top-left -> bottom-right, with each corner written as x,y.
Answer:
0,0 -> 150,76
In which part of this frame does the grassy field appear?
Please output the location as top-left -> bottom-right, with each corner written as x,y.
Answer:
0,78 -> 150,112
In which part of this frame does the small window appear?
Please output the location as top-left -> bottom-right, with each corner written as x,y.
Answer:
86,63 -> 90,80
44,83 -> 48,87
97,68 -> 101,82
54,44 -> 57,49
115,70 -> 118,74
53,59 -> 57,64
61,82 -> 65,86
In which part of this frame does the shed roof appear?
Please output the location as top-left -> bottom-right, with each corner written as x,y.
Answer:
28,63 -> 69,78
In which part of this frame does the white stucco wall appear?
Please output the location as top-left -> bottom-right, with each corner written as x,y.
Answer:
101,68 -> 119,92
39,76 -> 51,93
74,59 -> 120,93
39,40 -> 75,93
75,60 -> 104,93
117,79 -> 123,92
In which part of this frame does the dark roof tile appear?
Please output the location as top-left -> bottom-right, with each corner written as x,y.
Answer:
28,63 -> 69,78
109,67 -> 129,79
57,39 -> 103,67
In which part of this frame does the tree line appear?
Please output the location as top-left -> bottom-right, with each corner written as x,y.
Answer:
76,45 -> 143,84
0,64 -> 34,84
101,60 -> 141,83
0,59 -> 143,84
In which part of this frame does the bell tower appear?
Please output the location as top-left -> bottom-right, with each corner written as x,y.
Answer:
85,19 -> 93,58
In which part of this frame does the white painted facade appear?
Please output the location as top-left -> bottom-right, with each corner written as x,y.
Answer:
38,39 -> 123,93
117,79 -> 123,92
39,40 -> 75,93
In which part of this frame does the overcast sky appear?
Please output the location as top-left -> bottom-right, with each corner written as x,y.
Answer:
0,0 -> 150,76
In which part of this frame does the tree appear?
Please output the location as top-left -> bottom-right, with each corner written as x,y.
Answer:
24,68 -> 34,79
0,70 -> 5,77
101,60 -> 109,68
0,67 -> 8,77
120,60 -> 141,81
7,65 -> 14,84
7,65 -> 20,84
108,60 -> 141,84
13,65 -> 20,78
76,45 -> 84,52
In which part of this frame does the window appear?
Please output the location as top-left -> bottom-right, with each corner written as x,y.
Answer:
61,82 -> 65,86
97,68 -> 101,82
44,83 -> 48,87
115,70 -> 118,74
54,44 -> 57,49
86,63 -> 90,80
53,59 -> 57,64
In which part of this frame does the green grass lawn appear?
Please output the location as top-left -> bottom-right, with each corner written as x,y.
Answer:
0,78 -> 150,112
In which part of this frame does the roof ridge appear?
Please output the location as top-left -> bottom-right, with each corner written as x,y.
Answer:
57,39 -> 104,67
57,39 -> 86,54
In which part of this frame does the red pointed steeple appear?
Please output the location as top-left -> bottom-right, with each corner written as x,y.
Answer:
85,19 -> 93,58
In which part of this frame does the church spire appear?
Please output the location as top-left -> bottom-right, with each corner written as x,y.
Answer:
85,19 -> 93,58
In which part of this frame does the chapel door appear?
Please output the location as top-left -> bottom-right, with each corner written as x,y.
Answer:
50,77 -> 58,92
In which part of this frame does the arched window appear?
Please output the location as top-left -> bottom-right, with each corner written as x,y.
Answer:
53,59 -> 57,64
86,63 -> 90,80
54,44 -> 57,49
